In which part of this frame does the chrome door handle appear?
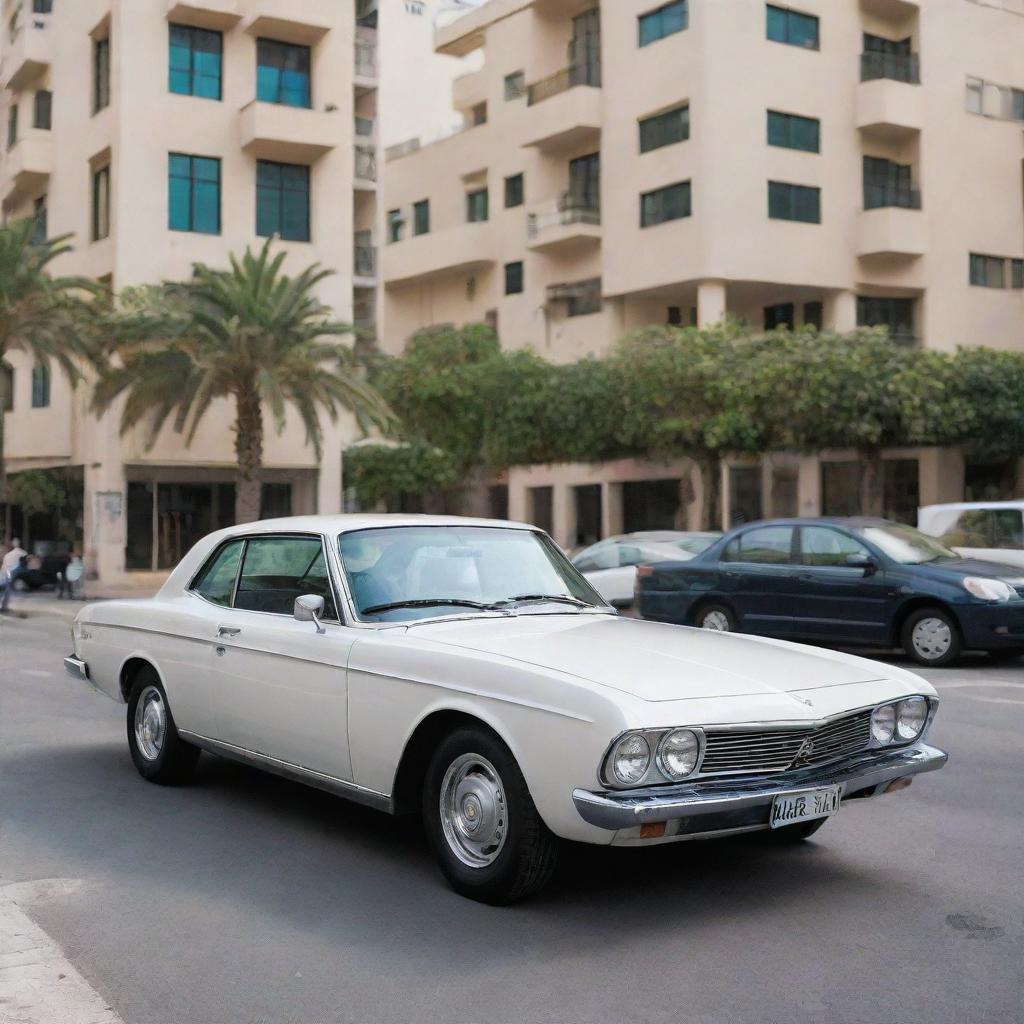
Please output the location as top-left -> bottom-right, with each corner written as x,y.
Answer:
217,625 -> 241,638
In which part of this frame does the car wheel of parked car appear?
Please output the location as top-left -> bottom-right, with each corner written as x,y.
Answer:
126,667 -> 200,784
762,818 -> 828,843
694,603 -> 736,632
424,726 -> 559,905
901,607 -> 962,667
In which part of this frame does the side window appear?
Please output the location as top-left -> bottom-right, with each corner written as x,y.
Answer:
234,536 -> 338,619
192,539 -> 244,607
800,527 -> 870,567
617,545 -> 643,568
938,510 -> 989,548
722,526 -> 794,564
574,541 -> 617,573
990,510 -> 1024,550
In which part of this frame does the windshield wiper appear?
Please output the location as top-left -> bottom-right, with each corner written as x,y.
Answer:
361,598 -> 498,615
501,594 -> 592,608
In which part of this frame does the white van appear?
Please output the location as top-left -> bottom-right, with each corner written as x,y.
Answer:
918,501 -> 1024,570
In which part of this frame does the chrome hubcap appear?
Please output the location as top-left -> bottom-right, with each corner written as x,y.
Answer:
702,610 -> 731,631
439,753 -> 507,868
134,685 -> 166,761
911,617 -> 952,661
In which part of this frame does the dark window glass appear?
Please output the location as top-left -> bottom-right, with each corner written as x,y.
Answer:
566,279 -> 602,317
883,459 -> 919,525
639,104 -> 689,153
6,104 -> 16,150
235,536 -> 337,618
764,302 -> 795,330
667,305 -> 682,325
722,525 -> 794,564
256,38 -> 311,108
505,261 -> 524,295
0,362 -> 12,412
857,295 -> 915,343
803,300 -> 823,329
33,89 -> 51,130
169,24 -> 223,100
768,181 -> 820,223
767,109 -> 819,152
1012,259 -> 1024,290
466,188 -> 489,223
970,253 -> 1015,289
504,173 -> 524,208
861,33 -> 918,84
413,199 -> 430,235
192,538 -> 244,607
92,165 -> 110,241
33,0 -> 53,12
638,1 -> 688,47
93,37 -> 110,114
863,156 -> 918,209
32,195 -> 47,243
568,152 -> 600,209
470,101 -> 487,125
256,160 -> 310,242
640,181 -> 691,227
387,208 -> 404,243
766,5 -> 819,49
30,361 -> 49,408
169,153 -> 221,234
504,71 -> 525,100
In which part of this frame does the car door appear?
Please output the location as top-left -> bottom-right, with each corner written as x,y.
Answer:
718,524 -> 801,636
792,525 -> 896,644
202,533 -> 357,782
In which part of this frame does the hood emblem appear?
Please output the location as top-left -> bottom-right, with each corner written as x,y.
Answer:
793,694 -> 814,707
790,736 -> 816,769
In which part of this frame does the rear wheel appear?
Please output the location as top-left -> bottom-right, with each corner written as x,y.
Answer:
423,727 -> 559,904
126,667 -> 200,784
694,603 -> 736,632
901,607 -> 962,667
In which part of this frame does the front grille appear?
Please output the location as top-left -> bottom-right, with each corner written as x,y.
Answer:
700,709 -> 873,778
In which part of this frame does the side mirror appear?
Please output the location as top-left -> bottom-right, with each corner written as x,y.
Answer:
294,594 -> 326,634
846,553 -> 877,575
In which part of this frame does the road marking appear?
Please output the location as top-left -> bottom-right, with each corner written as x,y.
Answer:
0,880 -> 124,1024
17,670 -> 52,679
937,681 -> 1024,706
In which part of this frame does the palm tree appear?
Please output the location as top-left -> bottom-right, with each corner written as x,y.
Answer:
0,217 -> 99,513
93,240 -> 393,524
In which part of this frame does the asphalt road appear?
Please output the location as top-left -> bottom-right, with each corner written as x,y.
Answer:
1,603 -> 1022,1024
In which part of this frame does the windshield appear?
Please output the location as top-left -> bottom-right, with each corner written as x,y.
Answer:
859,524 -> 958,565
338,526 -> 609,622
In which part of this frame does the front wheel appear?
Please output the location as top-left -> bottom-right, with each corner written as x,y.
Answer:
901,607 -> 962,667
423,727 -> 559,904
694,603 -> 736,632
126,668 -> 200,784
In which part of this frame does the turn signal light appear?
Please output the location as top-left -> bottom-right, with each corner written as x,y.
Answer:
640,822 -> 667,839
636,564 -> 655,578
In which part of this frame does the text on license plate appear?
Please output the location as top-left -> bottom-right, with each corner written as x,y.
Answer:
770,786 -> 841,829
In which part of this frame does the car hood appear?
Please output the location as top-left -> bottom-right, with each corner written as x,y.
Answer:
910,557 -> 1024,585
411,613 -> 894,703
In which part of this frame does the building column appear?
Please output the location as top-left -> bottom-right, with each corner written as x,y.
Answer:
317,449 -> 343,515
83,460 -> 126,583
918,448 -> 964,506
552,483 -> 574,550
826,290 -> 857,334
507,472 -> 528,524
798,455 -> 822,516
696,280 -> 727,327
601,481 -> 623,537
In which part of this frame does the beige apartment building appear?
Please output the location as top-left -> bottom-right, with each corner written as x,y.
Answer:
381,0 -> 1024,548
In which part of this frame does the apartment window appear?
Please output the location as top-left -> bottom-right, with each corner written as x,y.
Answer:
857,296 -> 915,343
970,253 -> 1024,289
6,103 -> 16,151
504,173 -> 524,208
470,101 -> 488,126
504,71 -> 525,100
169,153 -> 221,234
766,5 -> 819,50
256,160 -> 310,242
169,24 -> 223,100
413,199 -> 430,236
803,300 -> 823,330
93,36 -> 111,114
568,287 -> 601,317
1011,89 -> 1024,121
466,188 -> 489,223
863,156 -> 919,210
31,362 -> 50,409
768,181 -> 820,223
767,110 -> 819,153
257,38 -> 311,108
33,0 -> 53,11
1,363 -> 12,412
861,33 -> 918,85
92,164 -> 111,240
764,302 -> 795,330
32,195 -> 46,243
640,181 -> 691,227
387,209 -> 404,244
33,89 -> 51,130
505,261 -> 523,296
639,103 -> 689,153
638,1 -> 688,47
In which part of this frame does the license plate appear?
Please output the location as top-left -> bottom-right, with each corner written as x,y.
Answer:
770,786 -> 841,829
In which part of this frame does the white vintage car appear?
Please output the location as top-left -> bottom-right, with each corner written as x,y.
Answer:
66,515 -> 947,904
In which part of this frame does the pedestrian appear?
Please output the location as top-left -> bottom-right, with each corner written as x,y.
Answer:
0,537 -> 28,614
63,552 -> 85,600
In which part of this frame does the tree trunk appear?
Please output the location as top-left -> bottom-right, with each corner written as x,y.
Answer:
698,457 -> 721,531
859,451 -> 884,517
234,384 -> 264,525
0,358 -> 8,511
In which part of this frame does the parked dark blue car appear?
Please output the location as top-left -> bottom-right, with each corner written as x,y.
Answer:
636,517 -> 1024,666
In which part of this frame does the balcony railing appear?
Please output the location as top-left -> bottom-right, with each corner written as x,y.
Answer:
860,51 -> 920,84
527,193 -> 600,238
355,28 -> 378,80
863,184 -> 922,210
527,61 -> 601,105
354,145 -> 377,181
354,244 -> 377,277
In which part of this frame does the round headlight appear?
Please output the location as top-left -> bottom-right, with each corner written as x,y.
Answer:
657,729 -> 700,780
871,704 -> 897,745
895,696 -> 928,741
963,576 -> 1014,602
610,733 -> 651,786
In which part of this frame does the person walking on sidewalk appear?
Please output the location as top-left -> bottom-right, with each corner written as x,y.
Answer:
0,538 -> 28,614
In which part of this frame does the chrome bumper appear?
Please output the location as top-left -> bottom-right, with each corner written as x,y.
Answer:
572,743 -> 948,833
64,655 -> 89,681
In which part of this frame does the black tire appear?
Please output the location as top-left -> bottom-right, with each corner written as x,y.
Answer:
423,726 -> 559,905
761,818 -> 828,844
900,607 -> 962,667
988,648 -> 1024,663
126,667 -> 200,784
693,602 -> 736,632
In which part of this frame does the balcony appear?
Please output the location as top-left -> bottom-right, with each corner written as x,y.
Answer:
859,0 -> 919,16
863,183 -> 921,211
354,28 -> 378,92
452,69 -> 486,112
434,0 -> 531,57
1,131 -> 53,202
523,69 -> 602,151
1,16 -> 53,91
354,146 -> 377,190
860,51 -> 920,85
527,195 -> 601,252
354,243 -> 377,284
239,102 -> 336,163
383,222 -> 495,288
856,77 -> 923,138
165,0 -> 242,30
244,0 -> 332,45
857,207 -> 926,259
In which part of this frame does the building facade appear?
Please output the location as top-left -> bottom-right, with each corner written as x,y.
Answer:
380,0 -> 1024,547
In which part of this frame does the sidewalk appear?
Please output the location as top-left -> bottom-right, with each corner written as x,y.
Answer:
1,577 -> 163,621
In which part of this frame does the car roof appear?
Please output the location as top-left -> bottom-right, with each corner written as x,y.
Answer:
722,517 -> 895,531
606,530 -> 721,543
219,514 -> 535,538
920,501 -> 1024,512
